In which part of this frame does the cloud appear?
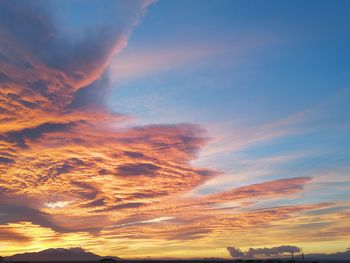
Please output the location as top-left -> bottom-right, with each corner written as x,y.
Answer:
80,198 -> 106,209
0,0 -> 155,125
227,245 -> 301,259
69,73 -> 110,109
109,32 -> 280,82
116,163 -> 160,177
110,44 -> 219,81
102,202 -> 146,212
0,0 -> 155,88
45,201 -> 72,209
0,156 -> 14,164
227,246 -> 350,261
123,151 -> 145,159
1,0 -> 346,257
226,247 -> 245,258
204,177 -> 311,203
0,228 -> 32,243
2,122 -> 77,148
0,203 -> 66,233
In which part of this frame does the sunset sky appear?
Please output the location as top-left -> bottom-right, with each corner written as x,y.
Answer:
1,0 -> 350,259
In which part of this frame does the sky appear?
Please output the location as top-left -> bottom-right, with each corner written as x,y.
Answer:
0,0 -> 350,259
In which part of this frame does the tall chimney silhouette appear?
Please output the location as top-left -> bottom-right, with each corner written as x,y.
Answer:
301,249 -> 305,261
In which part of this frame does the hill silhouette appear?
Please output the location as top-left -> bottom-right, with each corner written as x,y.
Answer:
308,248 -> 350,261
5,247 -> 117,262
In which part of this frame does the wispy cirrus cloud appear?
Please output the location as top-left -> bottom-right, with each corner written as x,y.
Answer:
109,30 -> 282,82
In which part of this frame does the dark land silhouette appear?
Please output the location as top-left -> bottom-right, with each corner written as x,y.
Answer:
1,247 -> 350,263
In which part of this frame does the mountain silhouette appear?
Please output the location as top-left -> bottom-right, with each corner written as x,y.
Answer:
5,247 -> 117,262
307,248 -> 350,261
